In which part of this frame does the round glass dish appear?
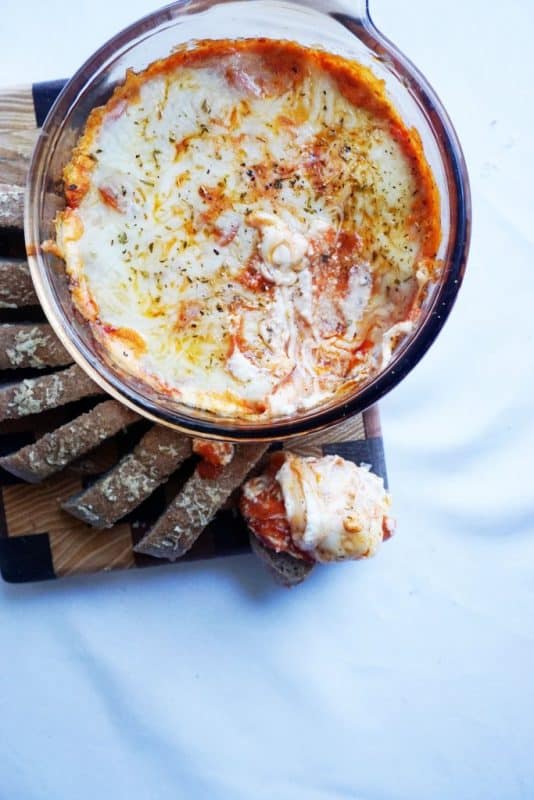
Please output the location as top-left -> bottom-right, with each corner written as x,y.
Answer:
25,0 -> 470,442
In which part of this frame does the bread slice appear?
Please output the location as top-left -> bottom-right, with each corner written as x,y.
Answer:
135,443 -> 268,560
249,533 -> 314,587
62,425 -> 191,528
0,399 -> 139,483
0,259 -> 38,308
0,364 -> 101,421
0,323 -> 71,369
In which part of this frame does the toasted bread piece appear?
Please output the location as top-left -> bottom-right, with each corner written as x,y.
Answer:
0,260 -> 38,308
0,364 -> 101,421
0,323 -> 71,369
62,425 -> 191,528
0,399 -> 139,483
0,183 -> 23,229
135,443 -> 268,560
249,533 -> 314,587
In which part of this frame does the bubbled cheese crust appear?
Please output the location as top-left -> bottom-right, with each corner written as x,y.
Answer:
56,38 -> 440,420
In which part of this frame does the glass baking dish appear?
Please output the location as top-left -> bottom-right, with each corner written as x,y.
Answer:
25,0 -> 471,441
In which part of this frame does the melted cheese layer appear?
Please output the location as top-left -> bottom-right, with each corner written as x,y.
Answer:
56,38 -> 440,420
276,453 -> 393,562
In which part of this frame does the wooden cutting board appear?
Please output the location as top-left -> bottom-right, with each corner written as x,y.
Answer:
0,80 -> 388,583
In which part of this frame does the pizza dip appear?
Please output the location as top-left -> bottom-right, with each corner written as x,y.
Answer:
52,38 -> 441,420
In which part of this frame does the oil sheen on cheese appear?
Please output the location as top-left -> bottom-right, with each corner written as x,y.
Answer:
56,39 -> 441,420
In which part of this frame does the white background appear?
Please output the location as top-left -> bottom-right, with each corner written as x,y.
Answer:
1,1 -> 534,797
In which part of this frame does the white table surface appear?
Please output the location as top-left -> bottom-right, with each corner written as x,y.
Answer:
1,1 -> 533,797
